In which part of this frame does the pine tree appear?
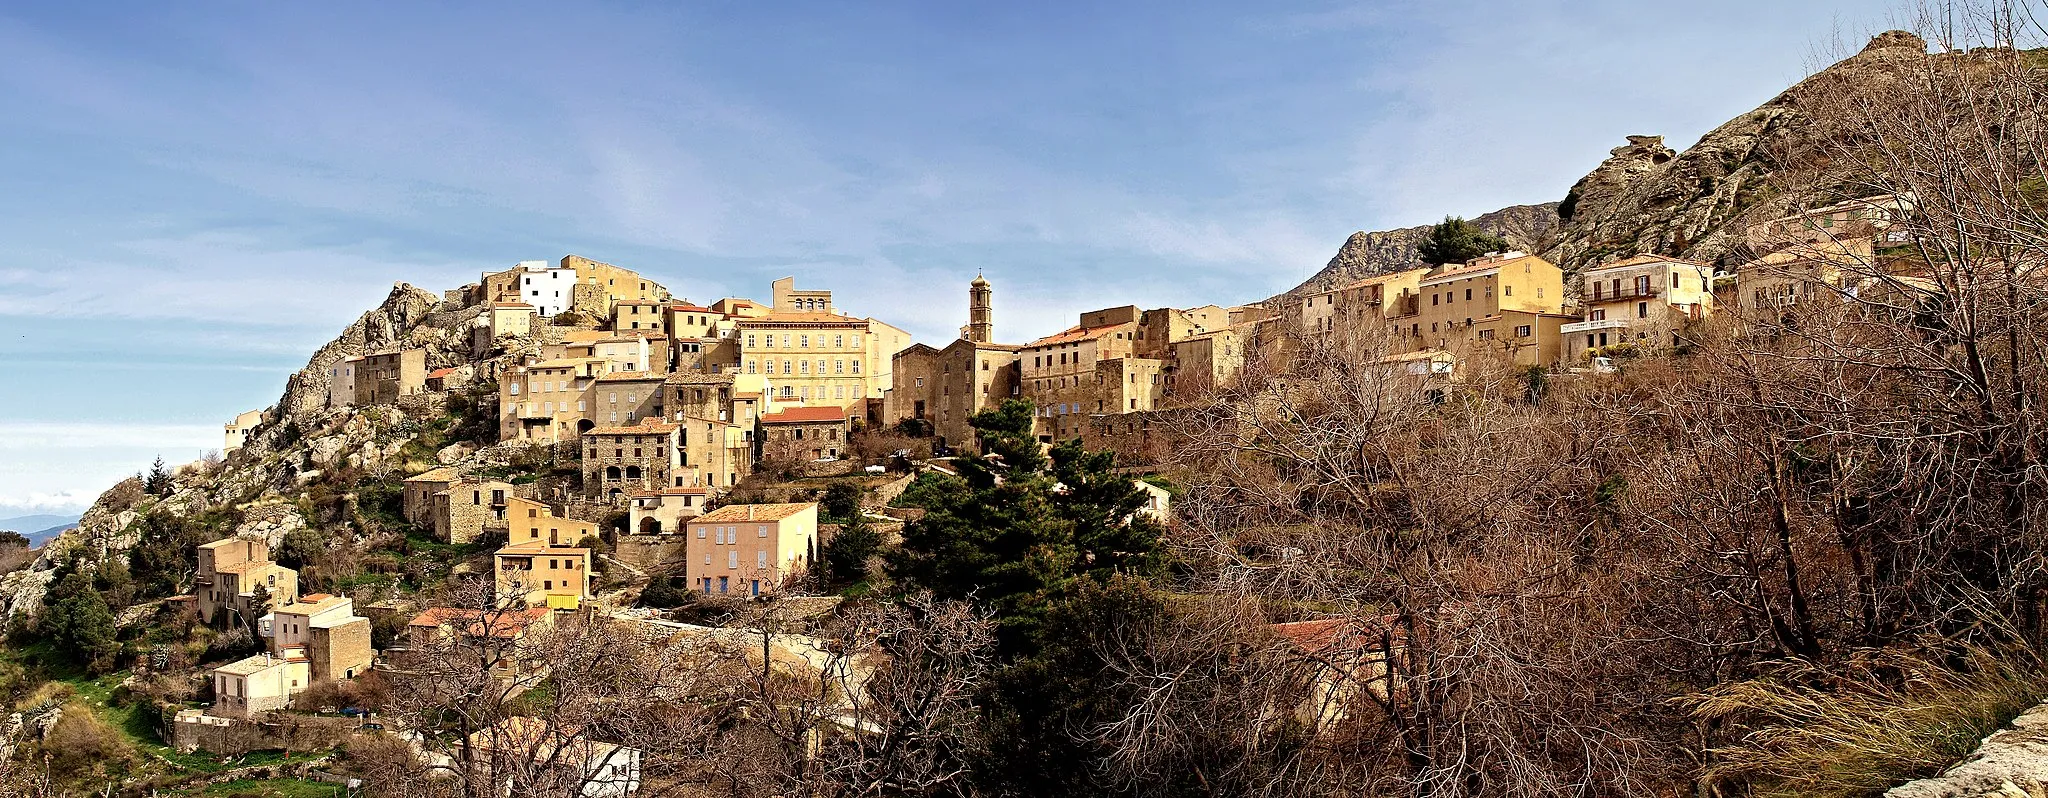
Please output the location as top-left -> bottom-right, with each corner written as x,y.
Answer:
142,456 -> 174,497
1417,215 -> 1510,266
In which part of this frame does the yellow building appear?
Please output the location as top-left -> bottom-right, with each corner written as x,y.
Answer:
495,541 -> 594,610
1562,255 -> 1716,363
724,278 -> 914,410
1392,253 -> 1573,368
504,497 -> 597,547
684,503 -> 819,597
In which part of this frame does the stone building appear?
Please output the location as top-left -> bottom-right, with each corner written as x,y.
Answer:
1561,254 -> 1716,363
499,357 -> 609,443
591,371 -> 667,427
403,606 -> 555,686
194,538 -> 298,627
759,406 -> 851,462
581,419 -> 682,499
677,415 -> 753,489
357,349 -> 428,405
1016,309 -> 1166,442
963,274 -> 994,343
685,503 -> 820,597
402,467 -> 461,528
264,593 -> 374,683
428,478 -> 524,544
210,592 -> 375,719
888,340 -> 1022,450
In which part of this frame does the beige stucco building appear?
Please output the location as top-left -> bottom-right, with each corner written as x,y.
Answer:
1562,255 -> 1716,363
223,409 -> 263,453
499,357 -> 609,443
1390,253 -> 1574,368
496,540 -> 593,610
685,503 -> 819,597
732,278 -> 913,409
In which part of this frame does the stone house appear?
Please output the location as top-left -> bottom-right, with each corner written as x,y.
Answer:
612,299 -> 665,332
500,357 -> 608,443
758,406 -> 850,462
194,538 -> 298,627
628,487 -> 710,536
1270,618 -> 1395,737
464,716 -> 643,798
356,349 -> 428,405
581,420 -> 681,500
430,478 -> 523,544
591,372 -> 666,427
402,467 -> 461,528
888,338 -> 1021,452
425,366 -> 470,393
685,503 -> 820,597
263,594 -> 374,683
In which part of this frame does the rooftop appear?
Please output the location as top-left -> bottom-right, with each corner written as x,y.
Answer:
1023,323 -> 1127,349
691,503 -> 817,524
668,303 -> 716,313
427,367 -> 461,379
497,540 -> 592,555
405,467 -> 460,483
586,420 -> 678,436
594,371 -> 667,383
214,653 -> 294,676
1583,254 -> 1712,273
760,406 -> 847,424
407,606 -> 550,638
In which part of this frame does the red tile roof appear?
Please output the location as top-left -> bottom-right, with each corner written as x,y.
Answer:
668,303 -> 716,313
595,371 -> 667,382
427,367 -> 461,379
407,606 -> 550,638
760,406 -> 847,424
1023,323 -> 1126,349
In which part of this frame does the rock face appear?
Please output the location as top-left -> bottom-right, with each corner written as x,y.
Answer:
1887,701 -> 2048,798
0,280 -> 486,623
1280,202 -> 1561,298
1279,30 -> 1937,298
1545,31 -> 1930,270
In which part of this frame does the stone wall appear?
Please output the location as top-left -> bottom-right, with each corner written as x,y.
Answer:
170,709 -> 362,756
615,534 -> 689,571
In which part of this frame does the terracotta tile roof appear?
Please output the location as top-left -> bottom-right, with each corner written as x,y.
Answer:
691,503 -> 817,524
1270,616 -> 1399,654
491,302 -> 535,309
739,312 -> 868,326
427,367 -> 461,379
760,406 -> 847,424
1023,323 -> 1126,349
1584,254 -> 1713,273
407,606 -> 550,638
585,420 -> 678,436
615,299 -> 661,305
595,371 -> 666,383
668,303 -> 716,313
632,486 -> 710,498
1340,267 -> 1431,290
528,357 -> 606,369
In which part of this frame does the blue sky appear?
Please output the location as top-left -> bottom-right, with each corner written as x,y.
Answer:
0,1 -> 1880,514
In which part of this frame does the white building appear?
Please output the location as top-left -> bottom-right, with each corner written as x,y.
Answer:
223,409 -> 263,452
513,260 -> 579,317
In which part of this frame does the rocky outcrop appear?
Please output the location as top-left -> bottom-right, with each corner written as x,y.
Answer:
1280,203 -> 1561,298
1887,701 -> 2048,797
1279,30 -> 1938,298
1545,30 -> 1931,270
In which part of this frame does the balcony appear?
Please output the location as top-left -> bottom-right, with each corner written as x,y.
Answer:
1560,318 -> 1631,334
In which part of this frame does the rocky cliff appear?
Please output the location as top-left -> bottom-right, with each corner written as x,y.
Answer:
1279,202 -> 1560,298
0,282 -> 488,622
1279,30 -> 1936,298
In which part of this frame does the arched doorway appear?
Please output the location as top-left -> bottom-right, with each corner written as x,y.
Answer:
639,517 -> 661,536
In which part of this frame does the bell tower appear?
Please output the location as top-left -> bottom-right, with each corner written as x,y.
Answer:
963,273 -> 993,343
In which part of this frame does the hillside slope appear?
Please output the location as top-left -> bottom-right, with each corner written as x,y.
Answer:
1279,30 -> 1934,298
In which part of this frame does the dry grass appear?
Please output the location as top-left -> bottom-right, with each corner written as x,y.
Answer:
1687,646 -> 2048,798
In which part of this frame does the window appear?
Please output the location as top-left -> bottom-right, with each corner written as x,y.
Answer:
728,551 -> 738,569
1431,293 -> 1440,306
758,551 -> 768,568
1465,288 -> 1472,301
697,526 -> 705,538
1504,286 -> 1512,296
1638,301 -> 1649,318
747,334 -> 757,348
1589,309 -> 1605,321
1635,276 -> 1651,295
1514,325 -> 1532,337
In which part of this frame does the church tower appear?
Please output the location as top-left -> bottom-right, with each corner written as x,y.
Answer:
963,273 -> 993,343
